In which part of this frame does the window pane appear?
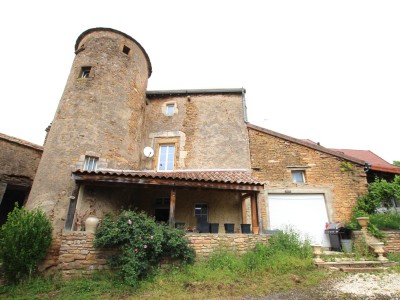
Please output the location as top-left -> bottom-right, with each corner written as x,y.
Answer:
158,144 -> 175,171
291,171 -> 304,183
83,156 -> 98,171
166,104 -> 175,115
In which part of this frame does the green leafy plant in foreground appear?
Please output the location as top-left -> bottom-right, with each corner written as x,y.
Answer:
0,204 -> 52,283
94,210 -> 195,286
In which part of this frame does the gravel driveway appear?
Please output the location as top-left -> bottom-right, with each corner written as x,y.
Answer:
244,273 -> 400,300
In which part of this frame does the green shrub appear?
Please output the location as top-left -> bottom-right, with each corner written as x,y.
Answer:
94,210 -> 195,286
0,205 -> 52,283
369,212 -> 400,230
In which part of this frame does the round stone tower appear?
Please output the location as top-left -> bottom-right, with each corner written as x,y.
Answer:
26,28 -> 152,232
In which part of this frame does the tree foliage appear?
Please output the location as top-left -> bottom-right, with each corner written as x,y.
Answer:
393,161 -> 400,167
0,205 -> 52,283
94,210 -> 195,286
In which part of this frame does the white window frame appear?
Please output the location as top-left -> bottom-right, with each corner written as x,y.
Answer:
83,156 -> 98,171
157,144 -> 175,171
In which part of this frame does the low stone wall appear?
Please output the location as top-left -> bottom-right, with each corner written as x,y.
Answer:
58,231 -> 116,277
384,230 -> 400,253
188,233 -> 270,258
42,232 -> 270,277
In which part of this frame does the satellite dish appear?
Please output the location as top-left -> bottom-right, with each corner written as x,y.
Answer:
143,146 -> 154,158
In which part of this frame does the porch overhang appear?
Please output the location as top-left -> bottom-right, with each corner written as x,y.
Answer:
72,169 -> 264,192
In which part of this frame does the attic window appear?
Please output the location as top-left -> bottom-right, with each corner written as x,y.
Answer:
80,66 -> 92,78
123,45 -> 130,55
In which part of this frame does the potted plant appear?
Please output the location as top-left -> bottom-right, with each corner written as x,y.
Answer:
224,223 -> 235,233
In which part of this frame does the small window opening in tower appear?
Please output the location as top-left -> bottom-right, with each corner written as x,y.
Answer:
83,156 -> 98,171
123,45 -> 131,55
80,66 -> 92,78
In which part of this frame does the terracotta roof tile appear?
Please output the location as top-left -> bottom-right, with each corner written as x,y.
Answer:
331,149 -> 400,174
74,169 -> 263,185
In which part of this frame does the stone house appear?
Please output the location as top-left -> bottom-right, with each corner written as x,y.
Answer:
0,27 -> 380,270
0,133 -> 43,225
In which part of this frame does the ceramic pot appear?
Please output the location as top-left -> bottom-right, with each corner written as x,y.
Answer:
85,216 -> 99,233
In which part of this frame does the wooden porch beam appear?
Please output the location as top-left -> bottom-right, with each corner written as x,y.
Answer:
169,188 -> 176,228
251,193 -> 260,234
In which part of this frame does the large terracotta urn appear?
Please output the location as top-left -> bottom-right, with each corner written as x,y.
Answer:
85,216 -> 100,233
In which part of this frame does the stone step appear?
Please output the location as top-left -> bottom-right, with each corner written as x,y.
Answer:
339,267 -> 388,273
316,260 -> 398,269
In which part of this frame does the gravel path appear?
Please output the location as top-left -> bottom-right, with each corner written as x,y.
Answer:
244,272 -> 400,300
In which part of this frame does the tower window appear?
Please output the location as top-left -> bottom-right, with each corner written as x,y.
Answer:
166,104 -> 175,116
83,156 -> 98,171
80,66 -> 92,78
123,45 -> 130,55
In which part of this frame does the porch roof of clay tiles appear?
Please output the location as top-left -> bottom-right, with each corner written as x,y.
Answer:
72,169 -> 264,191
0,132 -> 43,152
247,123 -> 366,166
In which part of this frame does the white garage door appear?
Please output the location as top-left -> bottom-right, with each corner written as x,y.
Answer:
268,194 -> 330,247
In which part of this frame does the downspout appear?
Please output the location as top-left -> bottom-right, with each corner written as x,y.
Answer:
241,88 -> 248,123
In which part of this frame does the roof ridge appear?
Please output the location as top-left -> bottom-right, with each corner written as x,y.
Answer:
0,132 -> 43,151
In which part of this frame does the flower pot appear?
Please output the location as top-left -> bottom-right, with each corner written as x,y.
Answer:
209,223 -> 219,233
85,216 -> 99,233
356,217 -> 369,233
224,223 -> 235,234
240,224 -> 251,234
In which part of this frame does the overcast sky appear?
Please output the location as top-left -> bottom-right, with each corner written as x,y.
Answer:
0,1 -> 399,163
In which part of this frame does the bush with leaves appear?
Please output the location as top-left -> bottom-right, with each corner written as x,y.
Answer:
94,210 -> 195,286
0,205 -> 52,283
346,175 -> 400,238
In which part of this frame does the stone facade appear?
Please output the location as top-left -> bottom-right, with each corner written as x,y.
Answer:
384,231 -> 400,253
248,125 -> 368,226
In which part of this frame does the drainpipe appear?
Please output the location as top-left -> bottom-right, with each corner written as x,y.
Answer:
241,88 -> 248,123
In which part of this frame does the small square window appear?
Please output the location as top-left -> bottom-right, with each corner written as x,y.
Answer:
166,104 -> 175,116
80,66 -> 92,78
83,156 -> 98,171
291,170 -> 305,183
122,45 -> 130,55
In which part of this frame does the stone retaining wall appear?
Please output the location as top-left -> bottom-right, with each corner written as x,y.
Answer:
384,230 -> 400,253
188,233 -> 270,257
42,232 -> 270,277
57,231 -> 116,277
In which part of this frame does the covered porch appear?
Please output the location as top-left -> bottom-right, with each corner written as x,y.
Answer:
65,170 -> 264,235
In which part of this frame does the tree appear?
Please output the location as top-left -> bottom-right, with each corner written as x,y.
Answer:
393,161 -> 400,167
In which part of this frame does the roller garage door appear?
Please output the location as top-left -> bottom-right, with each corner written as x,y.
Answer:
268,194 -> 330,247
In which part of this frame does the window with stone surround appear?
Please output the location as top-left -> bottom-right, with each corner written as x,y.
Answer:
163,102 -> 177,116
157,144 -> 175,171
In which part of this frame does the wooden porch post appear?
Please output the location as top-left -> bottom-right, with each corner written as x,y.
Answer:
251,192 -> 260,234
169,188 -> 176,228
241,196 -> 247,224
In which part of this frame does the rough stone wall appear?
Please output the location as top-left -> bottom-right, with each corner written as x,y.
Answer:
48,232 -> 270,277
141,94 -> 251,170
248,127 -> 368,223
57,232 -> 115,277
0,135 -> 42,187
384,231 -> 400,253
26,29 -> 150,233
188,234 -> 270,258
